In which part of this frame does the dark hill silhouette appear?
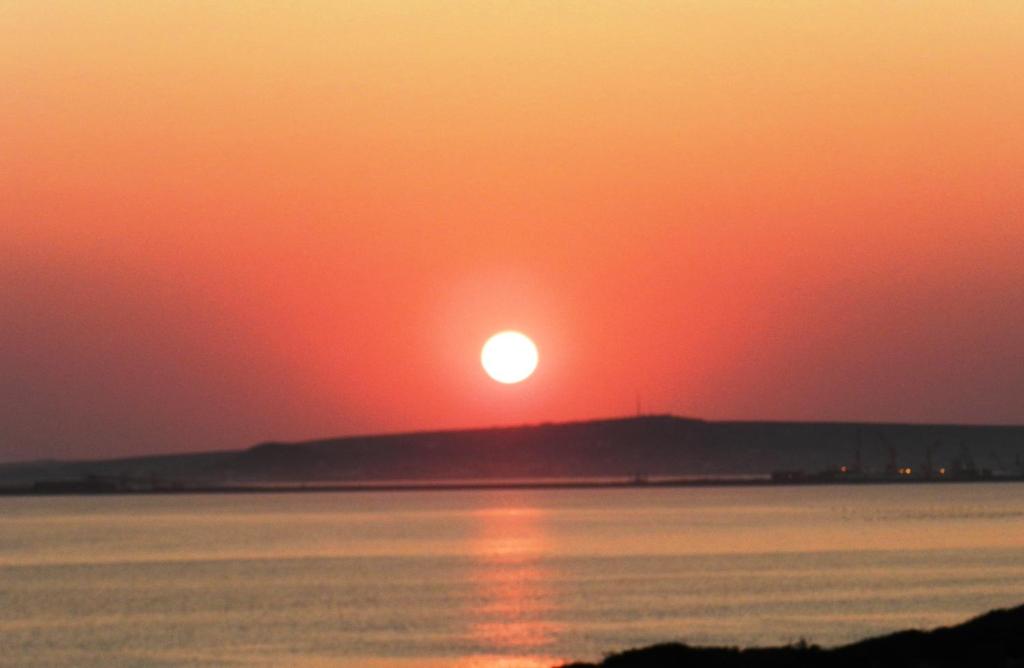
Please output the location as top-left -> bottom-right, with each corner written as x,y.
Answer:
2,415 -> 1023,486
561,603 -> 1024,667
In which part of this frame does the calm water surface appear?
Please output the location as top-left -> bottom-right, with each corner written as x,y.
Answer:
2,484 -> 1024,667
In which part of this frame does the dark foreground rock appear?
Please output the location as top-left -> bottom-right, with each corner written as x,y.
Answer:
561,603 -> 1024,667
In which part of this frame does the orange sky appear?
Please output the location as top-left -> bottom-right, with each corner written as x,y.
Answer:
2,2 -> 1023,460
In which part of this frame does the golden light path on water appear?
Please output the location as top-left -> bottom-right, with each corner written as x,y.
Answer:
468,505 -> 561,664
340,501 -> 563,668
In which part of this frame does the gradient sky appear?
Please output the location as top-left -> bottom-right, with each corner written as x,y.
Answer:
2,2 -> 1023,461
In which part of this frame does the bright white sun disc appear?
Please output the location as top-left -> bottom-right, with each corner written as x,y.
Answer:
481,331 -> 538,384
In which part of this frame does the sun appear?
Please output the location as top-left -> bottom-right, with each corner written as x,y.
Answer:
481,331 -> 539,384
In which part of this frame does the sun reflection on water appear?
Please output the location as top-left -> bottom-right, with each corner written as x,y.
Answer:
466,501 -> 565,666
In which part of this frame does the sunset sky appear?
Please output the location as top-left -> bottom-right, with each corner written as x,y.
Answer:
2,2 -> 1023,461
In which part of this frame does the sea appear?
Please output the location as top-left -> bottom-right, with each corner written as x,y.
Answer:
2,483 -> 1023,667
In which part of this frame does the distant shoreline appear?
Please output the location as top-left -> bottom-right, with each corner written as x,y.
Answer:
2,474 -> 1023,497
6,416 -> 1023,496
